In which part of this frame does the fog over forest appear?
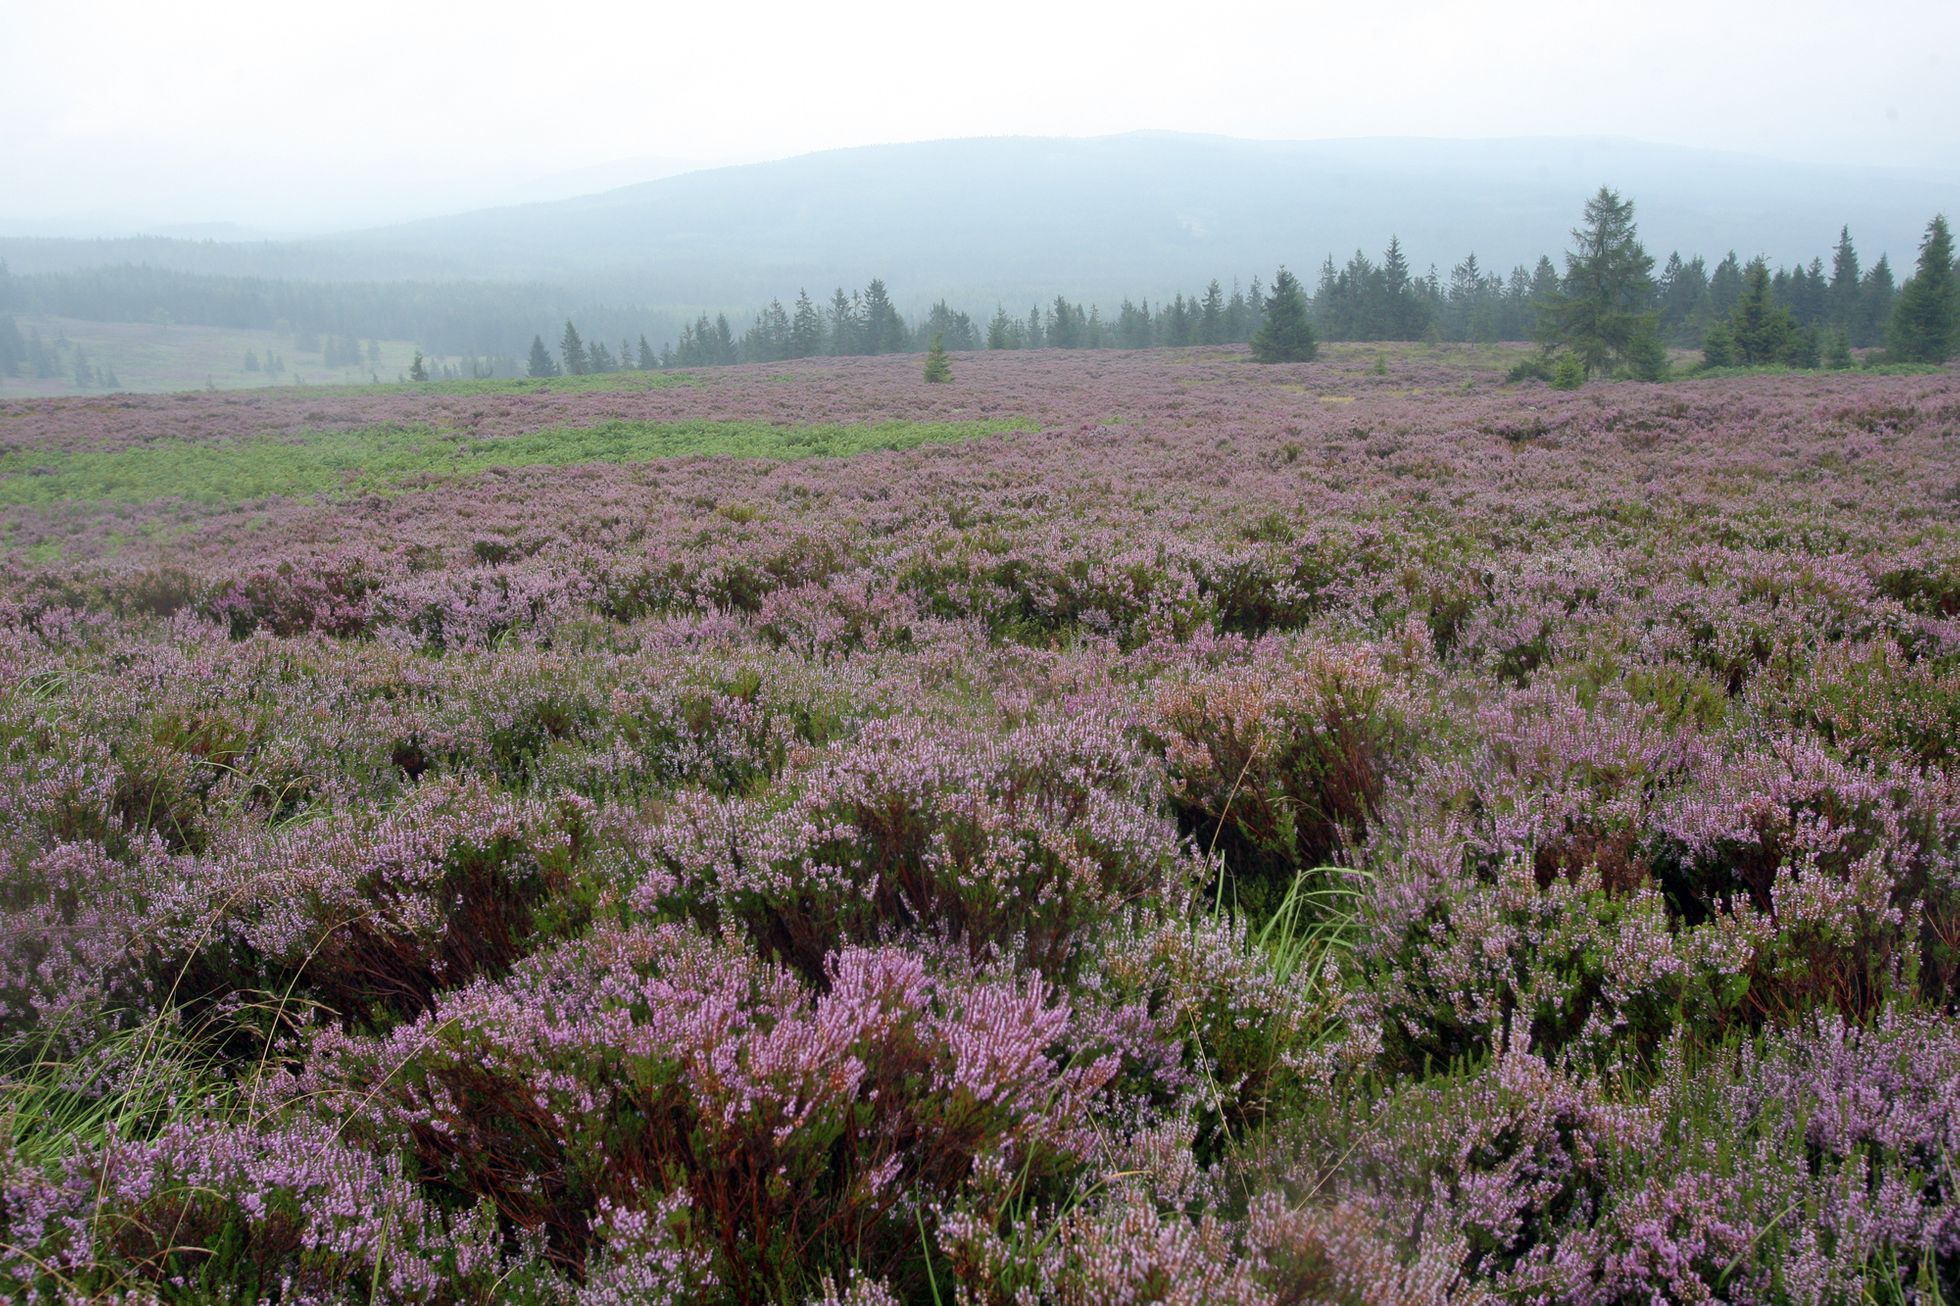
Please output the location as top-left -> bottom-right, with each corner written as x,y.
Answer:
5,0 -> 1956,387
3,132 -> 1956,387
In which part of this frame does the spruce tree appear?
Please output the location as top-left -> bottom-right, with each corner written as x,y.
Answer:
1709,252 -> 1744,318
1828,227 -> 1861,336
1544,186 -> 1656,378
1825,329 -> 1855,370
987,305 -> 1017,350
1658,252 -> 1711,345
527,335 -> 559,378
1380,237 -> 1430,339
1701,321 -> 1736,368
1888,214 -> 1956,363
408,350 -> 429,382
1860,256 -> 1896,348
1198,280 -> 1225,344
0,315 -> 23,377
1224,282 -> 1250,341
1501,266 -> 1533,340
1251,267 -> 1318,363
1522,256 -> 1563,346
1049,296 -> 1082,349
828,289 -> 859,356
790,291 -> 825,359
1315,258 -> 1339,322
1722,259 -> 1801,366
922,333 -> 952,383
559,321 -> 589,375
860,279 -> 904,354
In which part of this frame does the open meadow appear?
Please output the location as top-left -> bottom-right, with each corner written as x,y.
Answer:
2,343 -> 1958,1301
0,316 -> 428,400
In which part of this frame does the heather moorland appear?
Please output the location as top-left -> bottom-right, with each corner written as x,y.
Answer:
2,343 -> 1957,1302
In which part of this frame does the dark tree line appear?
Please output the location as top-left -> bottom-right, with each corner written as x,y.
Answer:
619,202 -> 1950,376
2,199 -> 1953,387
523,322 -> 659,377
0,311 -> 120,389
0,262 -> 636,361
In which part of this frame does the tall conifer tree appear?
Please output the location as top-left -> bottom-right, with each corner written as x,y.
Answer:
1543,186 -> 1657,378
1889,214 -> 1956,363
1251,267 -> 1318,363
558,321 -> 588,376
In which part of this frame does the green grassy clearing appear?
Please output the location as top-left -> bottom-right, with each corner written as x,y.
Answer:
0,417 -> 1030,506
332,369 -> 704,396
0,315 -> 428,397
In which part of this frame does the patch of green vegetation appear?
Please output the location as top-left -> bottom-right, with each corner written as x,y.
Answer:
0,418 -> 1030,507
334,370 -> 707,396
1684,362 -> 1945,380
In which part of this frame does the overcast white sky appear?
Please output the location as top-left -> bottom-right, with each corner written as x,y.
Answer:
3,0 -> 1955,233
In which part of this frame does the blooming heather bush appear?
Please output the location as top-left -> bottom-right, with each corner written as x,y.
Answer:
609,655 -> 856,797
203,548 -> 394,639
1357,673 -> 1960,1071
3,349 -> 1958,1299
1149,640 -> 1417,896
1754,638 -> 1960,769
937,1183 -> 1464,1304
1263,1014 -> 1960,1302
302,924 -> 1117,1297
757,572 -> 920,660
2,1118 -> 526,1301
639,715 -> 1190,980
1080,912 -> 1343,1144
372,563 -> 595,652
0,839 -> 164,1051
174,777 -> 602,1029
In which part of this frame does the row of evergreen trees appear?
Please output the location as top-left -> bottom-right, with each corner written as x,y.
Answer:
1303,233 -> 1903,352
1511,191 -> 1955,380
525,323 -> 660,377
529,278 -> 1281,376
7,199 -> 1951,389
0,316 -> 120,388
526,207 -> 1951,377
315,335 -> 380,370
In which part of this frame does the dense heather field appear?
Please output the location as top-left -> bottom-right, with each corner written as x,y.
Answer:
2,343 -> 1958,1302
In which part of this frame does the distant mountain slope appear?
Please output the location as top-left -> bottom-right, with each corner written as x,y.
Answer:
318,133 -> 1960,307
5,134 -> 1955,317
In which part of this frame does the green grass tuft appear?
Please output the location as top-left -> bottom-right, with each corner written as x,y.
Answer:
0,417 -> 1031,507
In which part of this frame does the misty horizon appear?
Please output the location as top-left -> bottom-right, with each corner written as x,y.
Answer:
6,0 -> 1956,233
5,129 -> 1959,242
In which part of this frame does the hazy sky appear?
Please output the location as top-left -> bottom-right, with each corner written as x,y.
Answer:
3,0 -> 1955,233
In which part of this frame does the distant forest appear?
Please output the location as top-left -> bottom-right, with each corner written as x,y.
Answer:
646,225 -> 1906,372
0,210 -> 1949,384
